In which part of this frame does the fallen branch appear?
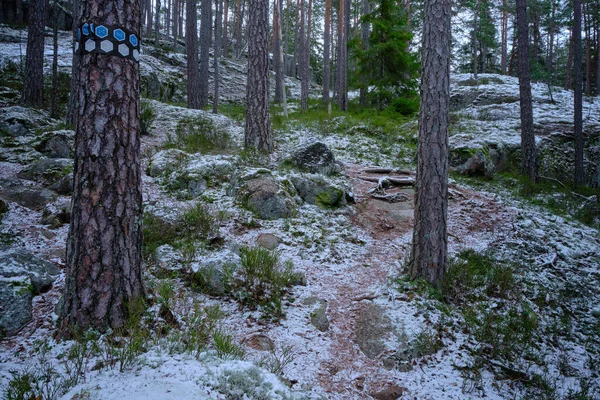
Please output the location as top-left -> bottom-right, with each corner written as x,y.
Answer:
362,167 -> 413,175
371,193 -> 410,203
359,175 -> 415,186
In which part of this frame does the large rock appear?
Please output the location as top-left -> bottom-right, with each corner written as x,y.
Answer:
290,174 -> 346,209
190,249 -> 241,295
0,179 -> 58,210
147,148 -> 189,177
17,158 -> 73,186
0,248 -> 61,294
41,197 -> 72,228
284,142 -> 339,175
34,130 -> 75,158
0,106 -> 54,137
0,281 -> 32,338
353,303 -> 393,359
237,178 -> 296,220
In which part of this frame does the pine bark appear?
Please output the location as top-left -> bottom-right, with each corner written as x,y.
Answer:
409,0 -> 451,288
516,0 -> 536,182
273,0 -> 284,103
222,0 -> 229,56
187,0 -> 201,108
51,15 -> 58,118
22,0 -> 46,108
574,0 -> 584,186
336,0 -> 347,111
60,0 -> 144,333
323,0 -> 331,102
67,0 -> 81,125
501,0 -> 508,75
245,0 -> 272,151
233,0 -> 243,58
565,28 -> 573,90
199,0 -> 212,107
173,0 -> 179,47
299,0 -> 308,111
146,0 -> 153,36
155,0 -> 161,44
359,0 -> 370,106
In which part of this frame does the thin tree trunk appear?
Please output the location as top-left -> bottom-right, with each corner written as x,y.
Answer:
501,0 -> 508,74
22,0 -> 46,108
213,0 -> 222,113
277,0 -> 288,117
60,0 -> 144,334
180,0 -> 184,37
274,0 -> 283,102
323,0 -> 331,102
300,0 -> 309,111
546,1 -> 555,75
292,0 -> 301,77
584,7 -> 591,95
472,0 -> 479,79
173,0 -> 179,47
596,36 -> 600,95
222,0 -> 229,56
409,0 -> 451,287
67,0 -> 81,125
146,0 -> 153,36
234,0 -> 243,58
574,0 -> 584,186
187,0 -> 201,108
565,28 -> 574,90
199,0 -> 212,107
51,9 -> 58,118
359,0 -> 369,106
166,0 -> 171,40
245,0 -> 272,151
155,0 -> 161,44
516,0 -> 536,182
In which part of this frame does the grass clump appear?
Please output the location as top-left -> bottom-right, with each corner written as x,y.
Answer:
140,101 -> 156,135
165,116 -> 231,154
212,329 -> 246,360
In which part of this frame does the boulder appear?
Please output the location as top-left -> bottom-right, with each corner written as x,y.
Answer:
0,248 -> 61,294
34,130 -> 75,158
151,244 -> 183,277
284,142 -> 339,175
256,233 -> 281,250
190,249 -> 240,295
18,158 -> 73,186
303,297 -> 330,332
0,106 -> 53,137
47,174 -> 73,195
0,280 -> 32,337
41,197 -> 72,228
237,178 -> 296,220
147,148 -> 189,177
0,179 -> 58,210
353,303 -> 393,359
290,174 -> 346,208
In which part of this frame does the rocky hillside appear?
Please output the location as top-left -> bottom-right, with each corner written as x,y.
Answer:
1,24 -> 599,400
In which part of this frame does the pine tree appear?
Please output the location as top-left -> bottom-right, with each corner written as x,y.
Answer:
199,0 -> 212,107
22,0 -> 47,108
187,0 -> 201,108
60,0 -> 144,333
574,0 -> 584,185
409,0 -> 451,287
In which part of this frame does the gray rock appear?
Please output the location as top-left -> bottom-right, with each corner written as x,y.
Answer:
0,280 -> 32,338
147,148 -> 189,177
191,249 -> 240,295
290,174 -> 346,209
17,158 -> 73,187
0,248 -> 60,294
256,233 -> 281,250
285,142 -> 338,175
0,179 -> 58,210
0,106 -> 54,137
353,303 -> 393,359
188,179 -> 208,197
35,130 -> 75,158
238,178 -> 296,220
152,244 -> 183,277
304,297 -> 330,332
41,197 -> 72,228
47,174 -> 73,195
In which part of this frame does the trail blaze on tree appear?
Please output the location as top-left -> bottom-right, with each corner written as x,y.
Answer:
60,0 -> 144,333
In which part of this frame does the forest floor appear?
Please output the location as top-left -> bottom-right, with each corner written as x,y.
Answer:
1,24 -> 600,400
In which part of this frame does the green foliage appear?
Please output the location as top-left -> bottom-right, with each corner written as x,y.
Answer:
440,249 -> 516,303
140,101 -> 156,135
215,367 -> 274,400
212,329 -> 246,360
258,344 -> 295,377
164,116 -> 232,154
351,0 -> 419,111
164,303 -> 223,357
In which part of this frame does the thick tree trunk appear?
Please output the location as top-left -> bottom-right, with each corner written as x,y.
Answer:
187,0 -> 201,108
213,0 -> 222,113
60,0 -> 144,333
67,0 -> 81,125
199,0 -> 212,107
516,0 -> 536,182
409,0 -> 451,288
22,0 -> 46,108
323,0 -> 331,102
574,0 -> 584,186
273,0 -> 283,103
245,0 -> 272,151
359,0 -> 370,106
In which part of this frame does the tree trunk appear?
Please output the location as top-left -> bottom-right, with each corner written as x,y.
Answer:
336,0 -> 348,111
187,0 -> 201,108
323,0 -> 331,102
516,0 -> 536,182
60,0 -> 144,333
359,0 -> 370,106
565,28 -> 573,90
472,0 -> 479,78
574,0 -> 584,186
199,0 -> 212,107
234,0 -> 243,58
67,0 -> 81,125
292,0 -> 301,77
213,0 -> 222,113
300,0 -> 309,111
409,0 -> 451,288
146,0 -> 153,36
584,7 -> 591,95
546,1 -> 555,74
273,0 -> 283,103
166,0 -> 171,40
51,11 -> 58,118
245,0 -> 272,151
501,0 -> 508,74
22,0 -> 46,108
222,0 -> 229,56
596,36 -> 600,95
173,0 -> 179,47
155,0 -> 161,44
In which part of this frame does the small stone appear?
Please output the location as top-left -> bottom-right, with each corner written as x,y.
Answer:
256,233 -> 281,250
370,385 -> 406,400
244,334 -> 274,351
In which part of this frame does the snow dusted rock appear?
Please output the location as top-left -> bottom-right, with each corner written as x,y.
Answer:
237,177 -> 296,220
0,106 -> 54,136
353,303 -> 393,359
0,280 -> 32,338
34,130 -> 75,158
183,155 -> 236,185
290,174 -> 347,209
190,248 -> 240,295
47,174 -> 73,195
256,233 -> 281,250
303,297 -> 330,332
0,178 -> 58,210
152,244 -> 183,276
284,141 -> 339,175
0,247 -> 60,294
40,197 -> 71,228
17,158 -> 73,187
147,148 -> 189,177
